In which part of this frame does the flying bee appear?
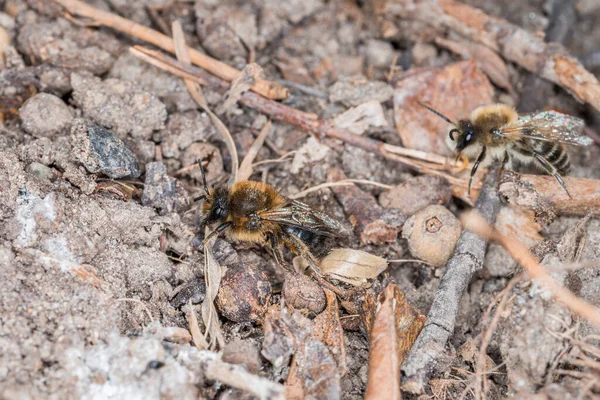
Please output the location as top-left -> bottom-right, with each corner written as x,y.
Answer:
419,102 -> 593,197
194,160 -> 346,274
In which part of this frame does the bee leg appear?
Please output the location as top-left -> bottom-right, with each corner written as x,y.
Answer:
201,222 -> 232,246
468,145 -> 487,195
532,153 -> 573,198
266,232 -> 290,271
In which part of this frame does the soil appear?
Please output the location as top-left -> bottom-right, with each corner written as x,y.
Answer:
0,0 -> 599,399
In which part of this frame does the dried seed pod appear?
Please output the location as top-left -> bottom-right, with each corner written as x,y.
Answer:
215,264 -> 272,323
320,248 -> 388,286
282,272 -> 326,315
402,205 -> 461,267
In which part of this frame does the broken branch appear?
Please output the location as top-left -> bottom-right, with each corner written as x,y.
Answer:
401,164 -> 502,394
499,171 -> 600,217
50,0 -> 289,100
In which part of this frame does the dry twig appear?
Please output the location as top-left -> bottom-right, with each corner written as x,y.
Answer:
365,283 -> 426,400
50,0 -> 289,100
238,120 -> 272,182
401,165 -> 502,394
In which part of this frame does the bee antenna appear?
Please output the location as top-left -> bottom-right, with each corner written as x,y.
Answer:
197,159 -> 209,195
417,101 -> 456,125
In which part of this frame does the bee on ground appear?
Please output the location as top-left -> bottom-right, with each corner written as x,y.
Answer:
419,102 -> 593,197
194,160 -> 346,274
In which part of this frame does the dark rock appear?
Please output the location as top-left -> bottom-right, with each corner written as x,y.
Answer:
141,162 -> 189,215
71,119 -> 141,179
170,275 -> 206,309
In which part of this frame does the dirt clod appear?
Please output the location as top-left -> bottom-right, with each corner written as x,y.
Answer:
141,161 -> 189,215
71,73 -> 167,140
283,272 -> 327,315
19,93 -> 72,137
379,175 -> 452,216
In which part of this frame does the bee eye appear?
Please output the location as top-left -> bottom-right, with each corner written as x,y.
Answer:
465,133 -> 473,142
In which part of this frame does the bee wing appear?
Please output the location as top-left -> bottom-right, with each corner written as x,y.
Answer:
258,199 -> 347,237
497,110 -> 592,146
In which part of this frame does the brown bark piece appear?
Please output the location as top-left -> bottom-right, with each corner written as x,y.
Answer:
393,60 -> 494,154
499,171 -> 600,219
365,283 -> 426,399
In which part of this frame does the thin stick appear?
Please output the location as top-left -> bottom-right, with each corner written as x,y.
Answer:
251,151 -> 296,167
113,298 -> 155,323
50,0 -> 288,100
402,164 -> 502,394
288,180 -> 394,200
197,350 -> 285,400
387,259 -> 434,266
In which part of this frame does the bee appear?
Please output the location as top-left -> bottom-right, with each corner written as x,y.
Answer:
419,102 -> 593,197
194,161 -> 346,274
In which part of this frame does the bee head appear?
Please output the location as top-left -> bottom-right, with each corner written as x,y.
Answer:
203,187 -> 229,222
451,120 -> 476,152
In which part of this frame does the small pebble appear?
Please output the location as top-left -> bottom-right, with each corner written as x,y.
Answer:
19,93 -> 73,137
25,162 -> 55,181
71,119 -> 141,179
402,205 -> 461,267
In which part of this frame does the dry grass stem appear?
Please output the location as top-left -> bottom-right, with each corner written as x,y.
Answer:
237,120 -> 272,182
288,180 -> 393,200
171,21 -> 239,184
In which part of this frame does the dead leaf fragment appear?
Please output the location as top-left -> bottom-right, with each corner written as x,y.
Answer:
312,289 -> 347,375
435,36 -> 513,94
320,248 -> 388,286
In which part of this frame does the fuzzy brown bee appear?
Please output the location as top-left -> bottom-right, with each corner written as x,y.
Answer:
195,161 -> 346,273
419,102 -> 593,197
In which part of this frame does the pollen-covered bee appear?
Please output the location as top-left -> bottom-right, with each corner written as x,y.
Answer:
194,161 -> 346,273
419,102 -> 593,197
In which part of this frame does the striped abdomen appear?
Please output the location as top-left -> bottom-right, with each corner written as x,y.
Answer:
523,140 -> 571,174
